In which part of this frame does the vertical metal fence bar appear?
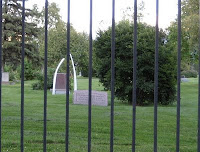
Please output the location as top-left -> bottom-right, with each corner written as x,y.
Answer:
66,0 -> 70,151
21,0 -> 25,151
88,0 -> 92,151
154,0 -> 159,152
110,0 -> 115,151
0,0 -> 2,151
198,0 -> 200,150
132,0 -> 137,151
43,0 -> 48,151
176,0 -> 181,151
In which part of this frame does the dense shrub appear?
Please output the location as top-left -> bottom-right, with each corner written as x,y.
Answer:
9,70 -> 20,82
181,70 -> 198,78
32,68 -> 55,90
94,21 -> 176,105
4,58 -> 38,81
24,58 -> 37,80
4,64 -> 20,82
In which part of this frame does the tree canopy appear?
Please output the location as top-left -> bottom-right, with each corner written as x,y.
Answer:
3,0 -> 41,69
94,21 -> 176,105
167,0 -> 199,71
38,2 -> 89,76
182,0 -> 199,53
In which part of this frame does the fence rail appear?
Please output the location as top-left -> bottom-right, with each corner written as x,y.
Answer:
198,1 -> 200,151
0,0 -> 199,151
0,0 -> 2,151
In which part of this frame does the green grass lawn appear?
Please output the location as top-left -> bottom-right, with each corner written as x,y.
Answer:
1,77 -> 199,151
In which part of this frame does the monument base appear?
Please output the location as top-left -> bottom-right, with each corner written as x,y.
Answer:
181,78 -> 189,82
50,89 -> 70,95
2,81 -> 10,85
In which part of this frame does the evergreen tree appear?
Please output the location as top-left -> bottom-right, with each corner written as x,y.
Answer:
3,0 -> 41,69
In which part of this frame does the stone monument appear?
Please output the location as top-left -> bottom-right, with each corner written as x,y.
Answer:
73,90 -> 108,106
53,73 -> 66,94
2,72 -> 9,84
181,75 -> 189,82
2,72 -> 9,82
52,54 -> 77,95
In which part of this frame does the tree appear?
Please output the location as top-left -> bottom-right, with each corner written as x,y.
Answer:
166,0 -> 199,71
38,2 -> 89,76
3,0 -> 41,69
122,1 -> 145,22
166,22 -> 191,71
45,23 -> 89,76
94,21 -> 176,105
181,0 -> 199,62
40,2 -> 61,29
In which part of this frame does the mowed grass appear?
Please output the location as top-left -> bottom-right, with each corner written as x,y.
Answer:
1,77 -> 199,151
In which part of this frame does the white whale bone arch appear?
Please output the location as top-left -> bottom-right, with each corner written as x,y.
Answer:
52,54 -> 77,95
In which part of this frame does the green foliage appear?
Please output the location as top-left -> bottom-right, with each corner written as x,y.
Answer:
167,0 -> 198,71
4,64 -> 20,82
3,0 -> 41,69
24,58 -> 38,80
38,3 -> 89,77
9,70 -> 20,82
4,58 -> 38,81
94,21 -> 176,105
32,68 -> 55,90
167,22 -> 190,63
182,0 -> 199,55
41,2 -> 61,28
181,70 -> 198,78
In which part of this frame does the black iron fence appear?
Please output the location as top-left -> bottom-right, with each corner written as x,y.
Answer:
0,0 -> 198,152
